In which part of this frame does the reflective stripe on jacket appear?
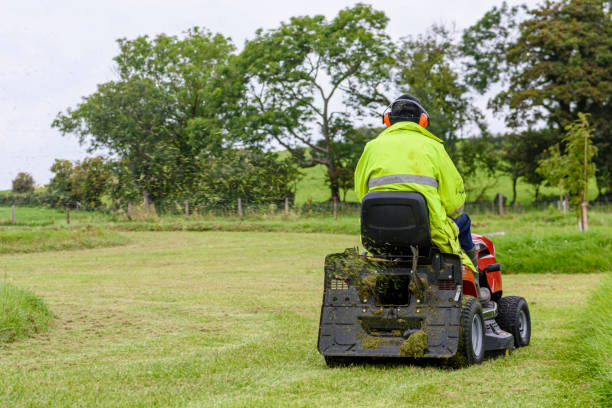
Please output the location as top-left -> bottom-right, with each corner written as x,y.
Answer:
354,121 -> 475,271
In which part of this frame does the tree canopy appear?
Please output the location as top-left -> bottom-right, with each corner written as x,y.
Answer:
464,0 -> 612,192
240,3 -> 395,200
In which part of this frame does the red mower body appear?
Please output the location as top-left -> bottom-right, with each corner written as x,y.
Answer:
472,233 -> 503,297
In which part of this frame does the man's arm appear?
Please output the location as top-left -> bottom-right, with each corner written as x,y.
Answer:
354,145 -> 371,201
436,148 -> 466,219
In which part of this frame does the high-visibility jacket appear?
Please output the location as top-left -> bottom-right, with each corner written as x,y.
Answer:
354,121 -> 475,271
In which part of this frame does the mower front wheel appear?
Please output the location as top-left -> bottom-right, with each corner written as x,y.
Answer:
455,297 -> 485,366
496,296 -> 531,347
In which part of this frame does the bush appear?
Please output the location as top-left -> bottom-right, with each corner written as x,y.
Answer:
0,283 -> 52,343
12,172 -> 35,194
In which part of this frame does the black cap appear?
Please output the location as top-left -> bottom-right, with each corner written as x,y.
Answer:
388,94 -> 428,126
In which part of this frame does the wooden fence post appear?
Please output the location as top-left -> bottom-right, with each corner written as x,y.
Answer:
127,201 -> 132,219
11,204 -> 15,225
66,204 -> 70,225
284,197 -> 289,216
333,196 -> 337,220
498,193 -> 504,216
238,198 -> 243,218
185,200 -> 189,221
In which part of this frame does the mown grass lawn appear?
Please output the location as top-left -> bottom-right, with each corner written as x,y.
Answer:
0,231 -> 606,407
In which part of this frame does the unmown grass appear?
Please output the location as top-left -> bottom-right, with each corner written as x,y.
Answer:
470,208 -> 612,274
576,273 -> 612,403
0,282 -> 52,343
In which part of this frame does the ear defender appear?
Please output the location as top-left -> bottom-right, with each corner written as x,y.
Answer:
383,112 -> 391,127
419,112 -> 428,128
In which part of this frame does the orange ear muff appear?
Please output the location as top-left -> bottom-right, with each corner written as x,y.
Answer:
383,112 -> 391,127
419,112 -> 428,128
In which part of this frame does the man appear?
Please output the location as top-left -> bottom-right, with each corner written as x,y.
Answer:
354,94 -> 479,274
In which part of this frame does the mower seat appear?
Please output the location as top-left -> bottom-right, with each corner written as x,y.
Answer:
361,191 -> 432,256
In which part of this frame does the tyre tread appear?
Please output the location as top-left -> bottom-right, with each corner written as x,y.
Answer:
453,296 -> 485,366
496,296 -> 530,347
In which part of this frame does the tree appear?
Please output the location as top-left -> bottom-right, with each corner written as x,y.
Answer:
240,3 -> 394,200
48,157 -> 112,208
501,129 -> 562,204
53,78 -> 179,204
314,126 -> 380,201
538,113 -> 597,230
395,24 -> 499,196
70,157 -> 112,209
48,159 -> 74,204
464,0 -> 612,192
460,2 -> 522,94
12,172 -> 35,193
53,28 -> 243,203
194,149 -> 302,207
397,25 -> 483,152
113,28 -> 244,157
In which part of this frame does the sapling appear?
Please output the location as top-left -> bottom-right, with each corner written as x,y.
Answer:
537,113 -> 597,231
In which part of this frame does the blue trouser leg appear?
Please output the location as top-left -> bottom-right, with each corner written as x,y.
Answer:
452,213 -> 474,252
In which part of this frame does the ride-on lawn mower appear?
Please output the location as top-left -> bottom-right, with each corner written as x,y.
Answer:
317,191 -> 531,366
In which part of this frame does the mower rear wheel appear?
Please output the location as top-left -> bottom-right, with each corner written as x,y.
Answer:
496,296 -> 531,347
456,297 -> 485,365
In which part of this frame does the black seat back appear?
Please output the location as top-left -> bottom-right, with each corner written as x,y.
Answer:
361,191 -> 431,256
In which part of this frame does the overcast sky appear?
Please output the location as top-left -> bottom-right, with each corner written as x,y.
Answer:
0,0 -> 540,189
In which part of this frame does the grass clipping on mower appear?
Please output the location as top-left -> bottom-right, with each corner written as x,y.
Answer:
399,330 -> 428,357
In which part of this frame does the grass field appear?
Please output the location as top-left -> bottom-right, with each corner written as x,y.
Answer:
0,231 -> 608,407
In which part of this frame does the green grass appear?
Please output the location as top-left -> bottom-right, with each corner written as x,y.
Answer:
0,282 -> 52,343
494,230 -> 612,273
0,205 -> 113,227
0,227 -> 129,254
576,273 -> 612,404
0,231 -> 607,406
